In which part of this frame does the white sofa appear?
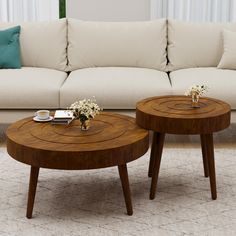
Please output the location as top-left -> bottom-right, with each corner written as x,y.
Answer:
0,18 -> 236,124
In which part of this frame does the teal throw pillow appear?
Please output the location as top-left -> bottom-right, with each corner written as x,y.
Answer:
0,26 -> 21,69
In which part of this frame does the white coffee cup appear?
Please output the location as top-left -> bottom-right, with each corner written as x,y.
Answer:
35,110 -> 50,120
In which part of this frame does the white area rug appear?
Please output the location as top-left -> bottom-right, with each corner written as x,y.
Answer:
1,146 -> 236,236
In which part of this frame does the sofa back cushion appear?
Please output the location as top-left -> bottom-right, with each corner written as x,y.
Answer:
67,19 -> 167,71
0,19 -> 67,71
218,30 -> 236,70
168,19 -> 236,71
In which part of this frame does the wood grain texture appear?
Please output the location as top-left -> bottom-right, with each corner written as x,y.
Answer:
200,134 -> 209,178
6,112 -> 149,218
136,96 -> 231,134
148,132 -> 158,178
118,164 -> 133,216
149,132 -> 165,200
204,133 -> 217,200
6,112 -> 149,170
26,166 -> 39,219
136,96 -> 231,201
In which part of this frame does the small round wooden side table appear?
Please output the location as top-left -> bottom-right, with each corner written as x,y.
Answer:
136,95 -> 231,200
6,112 -> 149,218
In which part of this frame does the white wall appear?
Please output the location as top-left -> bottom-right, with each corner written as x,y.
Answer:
66,0 -> 151,21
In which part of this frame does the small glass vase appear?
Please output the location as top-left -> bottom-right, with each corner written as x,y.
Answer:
80,119 -> 90,131
191,93 -> 200,108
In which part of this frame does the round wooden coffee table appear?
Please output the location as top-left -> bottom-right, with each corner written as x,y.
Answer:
6,112 -> 149,218
136,95 -> 231,200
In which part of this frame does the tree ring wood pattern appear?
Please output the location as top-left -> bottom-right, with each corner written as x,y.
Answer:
6,112 -> 149,170
136,96 -> 231,134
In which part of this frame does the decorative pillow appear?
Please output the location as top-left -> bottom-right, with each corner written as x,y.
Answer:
0,26 -> 21,69
218,30 -> 236,70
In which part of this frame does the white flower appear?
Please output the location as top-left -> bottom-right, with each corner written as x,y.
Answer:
185,85 -> 208,97
68,97 -> 102,120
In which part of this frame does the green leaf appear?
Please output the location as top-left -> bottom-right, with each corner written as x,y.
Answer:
59,0 -> 66,18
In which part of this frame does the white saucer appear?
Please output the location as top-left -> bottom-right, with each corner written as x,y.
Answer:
33,116 -> 53,122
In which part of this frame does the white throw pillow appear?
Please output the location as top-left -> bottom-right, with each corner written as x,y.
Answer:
67,19 -> 167,71
218,30 -> 236,70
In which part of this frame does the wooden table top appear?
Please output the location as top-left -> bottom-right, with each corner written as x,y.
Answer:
136,95 -> 231,134
6,112 -> 149,170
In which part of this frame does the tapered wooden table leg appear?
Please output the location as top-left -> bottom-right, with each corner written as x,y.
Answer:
150,132 -> 165,200
200,134 -> 209,177
118,164 -> 133,216
204,133 -> 217,200
148,132 -> 158,177
26,166 -> 39,219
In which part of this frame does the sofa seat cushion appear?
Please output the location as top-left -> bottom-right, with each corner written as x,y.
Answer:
60,67 -> 171,109
0,67 -> 67,109
170,67 -> 236,109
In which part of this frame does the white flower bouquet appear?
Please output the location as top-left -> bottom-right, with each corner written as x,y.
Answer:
185,85 -> 208,108
68,98 -> 101,130
185,85 -> 208,97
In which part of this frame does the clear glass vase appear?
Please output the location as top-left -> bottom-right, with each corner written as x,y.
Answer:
191,93 -> 200,108
80,119 -> 90,131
